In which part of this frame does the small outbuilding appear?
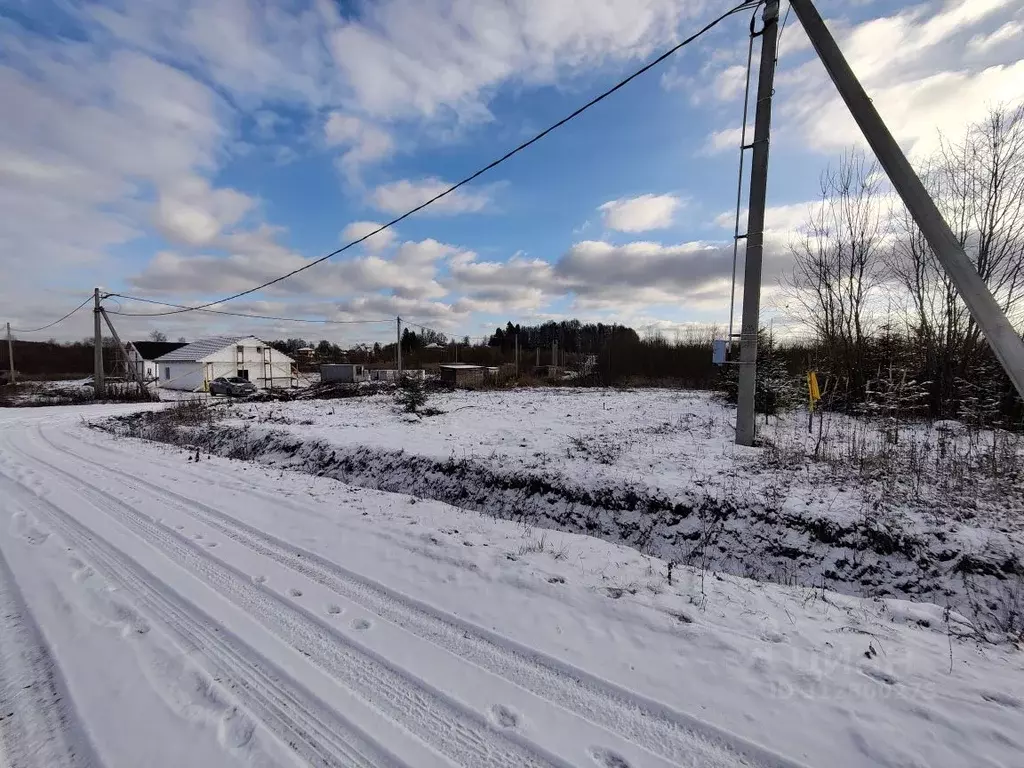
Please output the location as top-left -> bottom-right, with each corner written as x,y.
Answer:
321,363 -> 369,383
125,341 -> 188,381
155,336 -> 295,391
439,363 -> 485,387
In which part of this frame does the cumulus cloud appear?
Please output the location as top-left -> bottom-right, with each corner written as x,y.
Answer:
370,178 -> 491,215
324,113 -> 394,183
444,236 -> 789,318
702,127 -> 743,155
598,194 -> 683,232
325,0 -> 694,121
777,0 -> 1022,157
155,176 -> 255,246
340,221 -> 396,252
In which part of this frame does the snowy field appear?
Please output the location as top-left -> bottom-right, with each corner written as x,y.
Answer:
115,387 -> 1024,637
1,403 -> 1023,767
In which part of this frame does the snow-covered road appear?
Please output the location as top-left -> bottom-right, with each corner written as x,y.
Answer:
0,406 -> 813,768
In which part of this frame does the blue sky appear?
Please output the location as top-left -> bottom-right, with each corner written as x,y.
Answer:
2,0 -> 1022,343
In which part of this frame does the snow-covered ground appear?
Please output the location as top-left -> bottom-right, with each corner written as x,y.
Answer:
114,388 -> 1024,635
1,404 -> 1023,767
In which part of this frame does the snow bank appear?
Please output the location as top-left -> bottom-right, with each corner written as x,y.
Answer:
106,388 -> 1024,637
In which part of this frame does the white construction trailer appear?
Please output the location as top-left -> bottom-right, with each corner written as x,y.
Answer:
155,336 -> 296,391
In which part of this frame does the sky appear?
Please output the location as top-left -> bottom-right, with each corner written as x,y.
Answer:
1,0 -> 1023,346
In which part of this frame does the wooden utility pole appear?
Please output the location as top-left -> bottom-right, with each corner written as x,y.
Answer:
514,333 -> 519,376
735,0 -> 779,446
789,0 -> 1024,404
5,322 -> 14,385
93,287 -> 105,398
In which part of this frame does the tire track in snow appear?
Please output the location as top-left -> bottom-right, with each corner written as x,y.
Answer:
45,425 -> 808,768
0,472 -> 399,768
0,540 -> 101,768
13,430 -> 559,768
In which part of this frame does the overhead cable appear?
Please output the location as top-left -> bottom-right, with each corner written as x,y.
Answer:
10,295 -> 93,333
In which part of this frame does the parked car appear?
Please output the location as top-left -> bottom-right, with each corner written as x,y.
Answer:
209,376 -> 257,397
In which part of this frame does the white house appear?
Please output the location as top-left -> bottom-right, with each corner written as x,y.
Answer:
125,341 -> 188,381
155,336 -> 296,391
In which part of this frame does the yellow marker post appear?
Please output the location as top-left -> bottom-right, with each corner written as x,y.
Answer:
807,371 -> 821,433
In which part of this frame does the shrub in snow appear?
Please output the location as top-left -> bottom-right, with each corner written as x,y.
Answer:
719,329 -> 800,416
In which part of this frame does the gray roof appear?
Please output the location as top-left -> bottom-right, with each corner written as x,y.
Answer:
155,336 -> 245,362
154,336 -> 293,363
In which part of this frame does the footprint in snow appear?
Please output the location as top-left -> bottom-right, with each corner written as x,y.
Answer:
589,747 -> 631,768
981,691 -> 1023,709
351,618 -> 372,631
253,575 -> 267,585
547,576 -> 565,584
862,667 -> 898,686
205,542 -> 218,548
490,704 -> 519,729
289,588 -> 303,598
326,604 -> 342,615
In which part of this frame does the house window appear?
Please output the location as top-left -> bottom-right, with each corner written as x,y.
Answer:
237,369 -> 249,380
164,367 -> 170,380
237,346 -> 245,353
256,347 -> 262,354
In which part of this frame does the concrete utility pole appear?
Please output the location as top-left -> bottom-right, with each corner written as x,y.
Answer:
6,322 -> 14,385
735,0 -> 780,446
93,287 -> 105,398
789,0 -> 1024,404
100,308 -> 146,395
396,316 -> 403,374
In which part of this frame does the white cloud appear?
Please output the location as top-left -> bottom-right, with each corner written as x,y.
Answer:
598,194 -> 683,232
370,177 -> 491,215
968,20 -> 1023,55
155,176 -> 255,246
780,0 -> 1024,157
697,0 -> 1024,160
712,64 -> 749,101
341,221 -> 396,251
324,113 -> 393,183
326,0 -> 693,121
703,127 -> 743,155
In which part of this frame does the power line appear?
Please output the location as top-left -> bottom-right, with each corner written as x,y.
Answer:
777,1 -> 793,58
122,1 -> 761,319
106,294 -> 393,325
10,295 -> 93,333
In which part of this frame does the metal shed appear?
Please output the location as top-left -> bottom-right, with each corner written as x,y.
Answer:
439,363 -> 485,387
321,363 -> 369,383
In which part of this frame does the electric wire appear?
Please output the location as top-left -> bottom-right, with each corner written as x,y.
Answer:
115,1 -> 762,319
10,295 -> 93,333
777,1 -> 793,58
107,294 -> 393,325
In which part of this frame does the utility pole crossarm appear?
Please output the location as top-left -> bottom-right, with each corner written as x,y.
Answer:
788,0 -> 1024,403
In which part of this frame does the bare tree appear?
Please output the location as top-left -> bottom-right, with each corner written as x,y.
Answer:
148,329 -> 168,342
782,150 -> 886,397
887,104 -> 1024,414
